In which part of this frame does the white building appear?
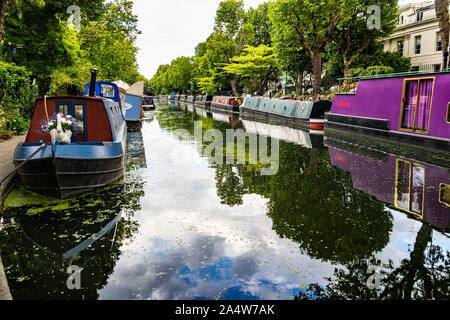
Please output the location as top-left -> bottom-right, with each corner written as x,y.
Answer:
383,1 -> 450,72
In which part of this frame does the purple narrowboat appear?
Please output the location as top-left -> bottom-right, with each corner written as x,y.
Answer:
327,146 -> 449,231
325,71 -> 450,152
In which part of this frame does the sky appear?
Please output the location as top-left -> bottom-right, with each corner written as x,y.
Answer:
132,0 -> 431,80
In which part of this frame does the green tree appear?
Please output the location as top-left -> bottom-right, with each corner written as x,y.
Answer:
167,56 -> 196,93
269,0 -> 358,95
270,21 -> 312,95
222,44 -> 280,94
79,0 -> 142,84
212,0 -> 254,95
330,0 -> 399,76
435,0 -> 449,69
0,0 -> 44,43
247,3 -> 272,47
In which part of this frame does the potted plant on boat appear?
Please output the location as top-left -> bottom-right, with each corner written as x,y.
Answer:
40,113 -> 79,144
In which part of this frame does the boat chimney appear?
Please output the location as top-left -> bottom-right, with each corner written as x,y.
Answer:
89,68 -> 98,97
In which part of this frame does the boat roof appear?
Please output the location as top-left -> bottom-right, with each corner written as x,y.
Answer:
84,81 -> 122,107
337,69 -> 450,82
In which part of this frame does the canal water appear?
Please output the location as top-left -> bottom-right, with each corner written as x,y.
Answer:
0,101 -> 448,300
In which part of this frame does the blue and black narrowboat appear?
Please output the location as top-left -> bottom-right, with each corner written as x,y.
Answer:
13,69 -> 127,199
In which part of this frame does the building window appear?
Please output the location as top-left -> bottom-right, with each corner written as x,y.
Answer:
415,36 -> 421,54
436,32 -> 442,51
417,10 -> 423,22
397,40 -> 404,57
434,64 -> 441,72
411,66 -> 420,72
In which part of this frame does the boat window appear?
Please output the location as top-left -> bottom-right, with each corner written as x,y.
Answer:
400,78 -> 434,132
395,159 -> 425,217
74,104 -> 85,135
59,104 -> 69,116
101,84 -> 115,98
440,184 -> 450,207
447,102 -> 450,123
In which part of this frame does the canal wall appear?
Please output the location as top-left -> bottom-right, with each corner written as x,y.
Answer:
0,135 -> 25,300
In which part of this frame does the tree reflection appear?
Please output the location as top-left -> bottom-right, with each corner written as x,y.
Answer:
297,224 -> 450,300
0,171 -> 145,300
156,104 -> 394,266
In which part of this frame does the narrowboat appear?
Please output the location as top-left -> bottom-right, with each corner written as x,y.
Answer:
325,70 -> 450,152
13,70 -> 127,199
194,95 -> 213,107
211,96 -> 243,112
327,143 -> 450,231
179,94 -> 188,103
183,94 -> 214,107
241,97 -> 332,130
143,95 -> 155,110
119,81 -> 144,130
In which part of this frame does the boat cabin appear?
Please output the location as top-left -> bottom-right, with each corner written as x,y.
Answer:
327,71 -> 450,148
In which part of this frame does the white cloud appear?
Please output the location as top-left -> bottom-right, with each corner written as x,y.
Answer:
132,0 -> 268,79
132,0 -> 431,79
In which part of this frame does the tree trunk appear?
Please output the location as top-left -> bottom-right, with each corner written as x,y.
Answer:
403,224 -> 432,300
0,0 -> 7,43
435,0 -> 450,70
230,76 -> 238,97
343,60 -> 352,77
296,71 -> 304,96
312,52 -> 322,96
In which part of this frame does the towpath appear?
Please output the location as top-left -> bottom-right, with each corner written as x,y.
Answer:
0,134 -> 25,300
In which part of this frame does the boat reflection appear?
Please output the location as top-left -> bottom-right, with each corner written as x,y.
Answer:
242,119 -> 323,149
326,138 -> 450,231
127,131 -> 147,169
0,173 -> 145,299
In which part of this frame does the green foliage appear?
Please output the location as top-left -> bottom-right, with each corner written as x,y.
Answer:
222,44 -> 280,93
328,0 -> 399,75
149,57 -> 195,94
347,65 -> 394,77
0,61 -> 34,135
78,0 -> 142,83
268,0 -> 359,93
247,3 -> 272,47
2,0 -> 145,95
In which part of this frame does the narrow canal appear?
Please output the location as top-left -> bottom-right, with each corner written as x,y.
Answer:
0,101 -> 449,300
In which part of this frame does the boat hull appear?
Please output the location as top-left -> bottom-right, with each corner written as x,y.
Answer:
325,113 -> 450,154
14,142 -> 126,199
210,102 -> 240,112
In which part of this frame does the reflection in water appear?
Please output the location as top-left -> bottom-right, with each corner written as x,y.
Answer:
321,135 -> 450,299
127,131 -> 147,169
325,140 -> 450,231
0,102 -> 448,300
